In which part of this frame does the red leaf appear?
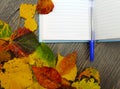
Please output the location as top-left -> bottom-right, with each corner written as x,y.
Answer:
32,66 -> 62,89
10,27 -> 32,40
8,43 -> 27,57
0,39 -> 9,51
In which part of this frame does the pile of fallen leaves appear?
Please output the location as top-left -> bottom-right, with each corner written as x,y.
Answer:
0,0 -> 101,89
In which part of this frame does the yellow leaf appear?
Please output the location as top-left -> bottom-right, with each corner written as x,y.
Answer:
27,82 -> 46,89
57,53 -> 64,65
62,65 -> 77,81
24,18 -> 37,31
56,52 -> 77,81
72,78 -> 101,89
78,67 -> 100,84
20,4 -> 36,19
9,80 -> 23,89
0,58 -> 33,89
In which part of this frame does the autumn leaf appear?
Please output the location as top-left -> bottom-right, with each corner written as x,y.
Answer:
78,67 -> 100,84
0,39 -> 12,63
32,66 -> 62,89
0,20 -> 12,39
29,43 -> 56,67
27,82 -> 46,89
72,78 -> 100,89
56,52 -> 77,81
72,67 -> 101,89
36,0 -> 54,14
0,39 -> 9,51
57,85 -> 76,89
0,51 -> 12,63
58,78 -> 76,89
9,27 -> 40,57
9,80 -> 23,89
20,4 -> 36,19
0,58 -> 33,89
56,52 -> 77,75
0,64 -> 2,69
10,27 -> 34,40
24,18 -> 37,31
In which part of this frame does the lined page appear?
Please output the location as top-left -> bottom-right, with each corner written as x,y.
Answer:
94,0 -> 120,40
39,0 -> 91,42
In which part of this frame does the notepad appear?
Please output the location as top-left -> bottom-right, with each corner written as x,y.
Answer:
39,0 -> 120,42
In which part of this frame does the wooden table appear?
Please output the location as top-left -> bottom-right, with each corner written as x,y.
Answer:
0,0 -> 120,89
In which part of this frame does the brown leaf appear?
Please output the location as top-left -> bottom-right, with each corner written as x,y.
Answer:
32,66 -> 62,89
0,51 -> 11,63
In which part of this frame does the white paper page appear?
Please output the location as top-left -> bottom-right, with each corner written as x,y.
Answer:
39,0 -> 91,42
93,0 -> 120,40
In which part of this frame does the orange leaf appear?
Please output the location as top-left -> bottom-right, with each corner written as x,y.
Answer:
56,51 -> 77,75
0,64 -> 2,69
36,0 -> 54,14
32,66 -> 62,89
0,39 -> 12,63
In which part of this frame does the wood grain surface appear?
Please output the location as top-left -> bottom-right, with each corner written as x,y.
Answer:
0,0 -> 120,89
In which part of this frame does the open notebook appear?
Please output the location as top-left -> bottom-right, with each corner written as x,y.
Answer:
39,0 -> 120,42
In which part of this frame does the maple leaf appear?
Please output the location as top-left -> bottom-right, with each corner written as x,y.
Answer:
32,66 -> 62,89
36,0 -> 54,14
9,27 -> 40,57
56,52 -> 77,81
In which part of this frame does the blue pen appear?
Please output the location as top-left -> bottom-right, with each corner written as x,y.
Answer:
89,0 -> 94,62
90,40 -> 94,62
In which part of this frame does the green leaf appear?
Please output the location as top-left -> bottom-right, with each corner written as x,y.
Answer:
37,43 -> 56,67
31,43 -> 56,67
0,20 -> 12,38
